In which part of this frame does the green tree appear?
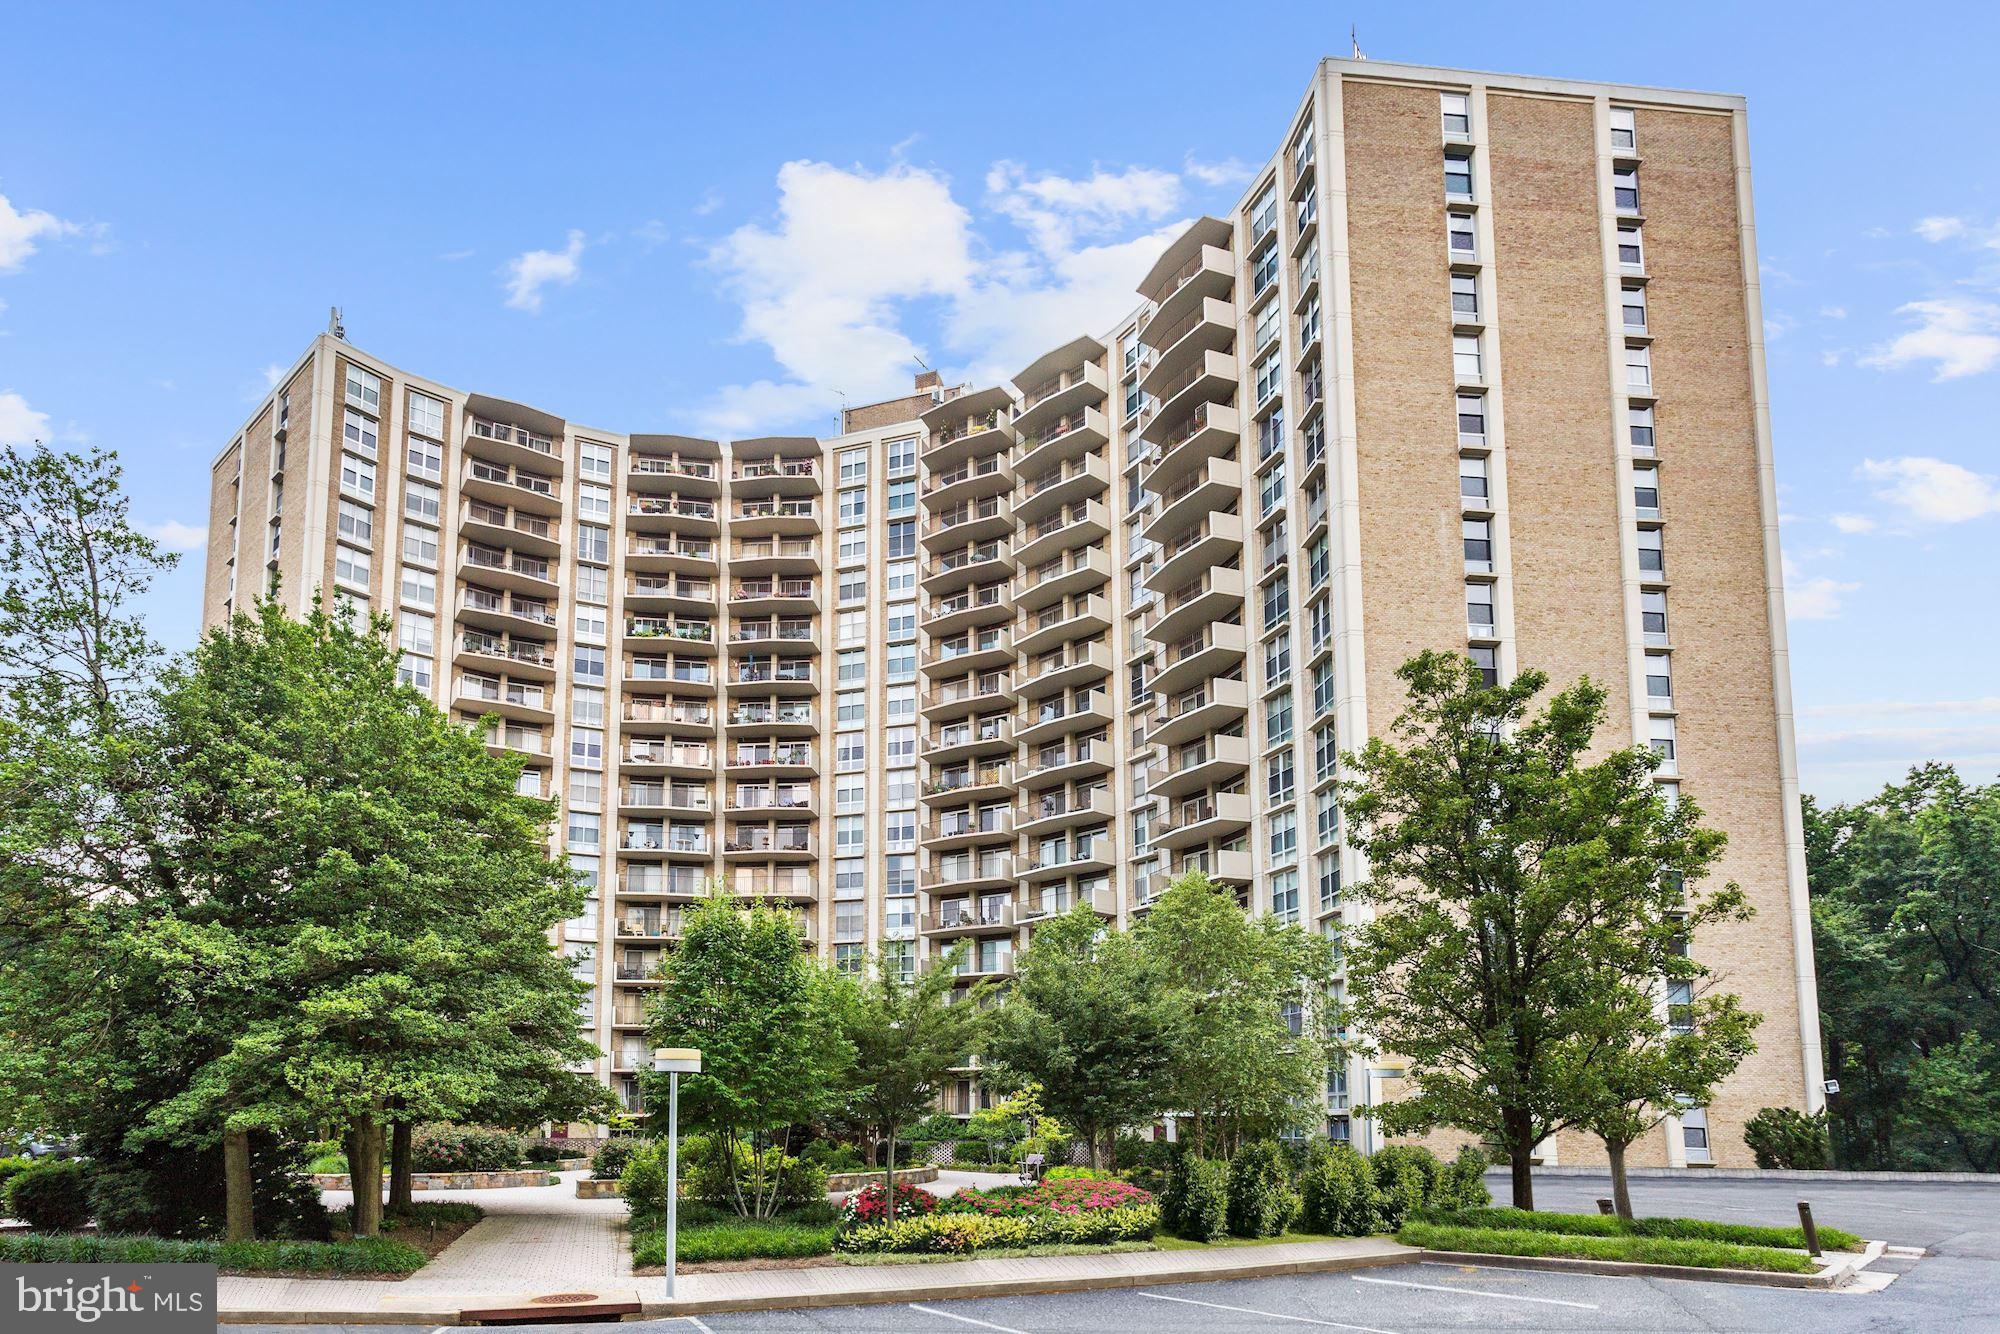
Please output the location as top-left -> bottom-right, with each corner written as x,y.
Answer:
1338,651 -> 1747,1210
837,947 -> 983,1222
1133,873 -> 1340,1157
1576,986 -> 1759,1218
134,597 -> 603,1235
981,902 -> 1170,1168
1808,766 -> 2000,1171
642,888 -> 852,1218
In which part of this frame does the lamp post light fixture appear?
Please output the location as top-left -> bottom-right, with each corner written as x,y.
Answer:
652,1046 -> 702,1300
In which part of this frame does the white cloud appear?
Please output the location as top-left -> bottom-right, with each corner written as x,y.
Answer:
1915,215 -> 1967,243
987,161 -> 1182,256
1819,349 -> 1844,367
439,248 -> 475,262
1860,297 -> 2000,379
1184,155 -> 1255,188
701,155 -> 1203,432
503,230 -> 586,312
140,519 -> 207,550
261,364 -> 285,389
1829,512 -> 1877,534
0,188 -> 77,273
1819,305 -> 1847,320
632,220 -> 670,249
1782,555 -> 1858,620
1858,455 -> 2000,524
1799,696 -> 2000,718
694,189 -> 723,217
1764,311 -> 1798,341
0,389 -> 51,445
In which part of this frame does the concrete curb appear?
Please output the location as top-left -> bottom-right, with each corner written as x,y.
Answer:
1419,1246 -> 1853,1290
1497,1165 -> 2000,1184
636,1243 -> 1417,1318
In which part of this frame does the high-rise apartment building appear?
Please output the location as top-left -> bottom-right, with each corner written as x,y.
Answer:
202,57 -> 1823,1166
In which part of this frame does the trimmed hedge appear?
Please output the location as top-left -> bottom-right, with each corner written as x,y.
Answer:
1743,1107 -> 1833,1171
7,1159 -> 94,1231
1422,1206 -> 1862,1253
1159,1155 -> 1228,1242
590,1137 -> 644,1181
1398,1221 -> 1819,1274
837,1203 -> 1158,1254
1367,1145 -> 1433,1231
633,1218 -> 836,1265
326,1200 -> 484,1232
0,1231 -> 429,1274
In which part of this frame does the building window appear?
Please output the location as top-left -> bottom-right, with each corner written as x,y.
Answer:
887,437 -> 916,475
344,364 -> 381,411
839,487 -> 867,525
1268,749 -> 1296,804
887,479 -> 916,517
334,542 -> 371,590
1634,469 -> 1661,517
1456,392 -> 1487,444
402,525 -> 438,566
1617,222 -> 1645,269
1269,809 -> 1298,864
1467,584 -> 1495,631
1250,183 -> 1278,240
838,648 -> 865,684
1453,333 -> 1483,381
1444,150 -> 1474,200
1266,691 -> 1294,746
1271,868 -> 1300,924
339,450 -> 376,500
836,730 -> 865,772
404,480 -> 439,522
838,448 -> 867,483
1642,589 -> 1669,638
397,651 -> 432,690
406,434 -> 442,480
1252,242 -> 1279,295
1254,349 -> 1282,404
1624,344 -> 1652,389
407,390 -> 444,438
1645,650 -> 1672,702
1447,211 -> 1477,257
1450,272 -> 1479,320
1469,644 -> 1498,688
1463,518 -> 1493,571
1622,284 -> 1648,331
1610,106 -> 1637,152
1262,574 -> 1290,629
1637,527 -> 1664,575
337,498 -> 373,543
1259,459 -> 1287,515
1613,165 -> 1640,215
1629,403 -> 1656,453
399,565 -> 435,609
580,441 -> 613,480
838,570 -> 866,604
1460,455 -> 1489,503
342,408 -> 378,456
1265,633 -> 1292,687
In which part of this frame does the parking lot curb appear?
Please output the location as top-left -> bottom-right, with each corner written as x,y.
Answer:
635,1241 -> 1419,1318
1418,1247 -> 1853,1289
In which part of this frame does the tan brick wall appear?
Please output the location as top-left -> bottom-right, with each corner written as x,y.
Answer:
1485,92 -> 1635,748
844,392 -> 934,434
202,443 -> 241,630
1342,78 -> 1471,736
275,361 -> 315,608
1639,106 -> 1810,1165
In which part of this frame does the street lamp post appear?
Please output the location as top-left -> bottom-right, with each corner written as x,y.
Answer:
651,1047 -> 703,1301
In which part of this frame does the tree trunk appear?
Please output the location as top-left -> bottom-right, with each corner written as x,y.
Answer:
389,1119 -> 414,1211
884,1127 -> 898,1225
1504,1106 -> 1535,1211
1605,1137 -> 1633,1221
223,1126 -> 254,1242
349,1112 -> 385,1237
1085,1124 -> 1101,1171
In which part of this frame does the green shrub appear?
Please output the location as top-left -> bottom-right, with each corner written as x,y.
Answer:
1398,1221 -> 1818,1273
1119,1164 -> 1167,1194
1299,1140 -> 1377,1235
633,1217 -> 836,1266
591,1137 -> 644,1181
1436,1145 -> 1492,1210
1368,1145 -> 1438,1231
1159,1155 -> 1228,1242
628,1138 -> 824,1221
410,1124 -> 524,1173
798,1140 -> 866,1173
7,1159 -> 94,1231
621,1141 -> 673,1220
1420,1206 -> 1863,1253
305,1151 -> 349,1174
837,1202 -> 1158,1254
524,1141 -> 581,1164
1226,1140 -> 1299,1238
950,1139 -> 995,1168
1743,1107 -> 1832,1171
0,1230 -> 428,1273
1041,1165 -> 1103,1182
0,1156 -> 35,1198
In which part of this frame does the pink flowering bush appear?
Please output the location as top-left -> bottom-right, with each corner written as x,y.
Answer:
936,1176 -> 1153,1219
839,1181 -> 937,1226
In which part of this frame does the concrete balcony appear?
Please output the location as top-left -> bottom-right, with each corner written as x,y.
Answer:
1014,545 -> 1112,612
453,672 -> 553,724
625,536 -> 720,574
455,631 -> 557,683
1017,736 -> 1114,789
626,495 -> 720,536
1139,241 -> 1235,344
459,499 -> 560,558
1142,457 -> 1245,551
626,575 -> 721,613
924,627 -> 1013,678
926,714 -> 1014,765
921,851 -> 1017,893
730,457 -> 820,496
1148,733 -> 1252,802
1142,296 -> 1237,398
1014,786 -> 1115,839
922,761 -> 1013,807
1013,405 -> 1108,471
1014,687 -> 1113,748
628,453 -> 721,496
1016,639 -> 1112,700
1151,622 -> 1248,696
621,743 -> 715,777
1147,567 -> 1248,645
928,454 -> 1015,510
922,673 -> 1013,723
921,900 -> 1017,938
621,698 -> 716,735
1013,340 -> 1109,436
1141,400 -> 1243,493
731,498 -> 820,538
921,807 -> 1014,851
922,541 -> 1016,596
1013,593 -> 1111,659
1014,497 -> 1109,569
725,700 -> 818,735
1149,678 -> 1250,750
461,456 -> 562,517
728,538 -> 819,575
921,387 -> 1017,471
923,495 -> 1012,551
921,582 -> 1011,638
1153,791 -> 1254,851
1014,453 -> 1110,527
729,576 -> 817,613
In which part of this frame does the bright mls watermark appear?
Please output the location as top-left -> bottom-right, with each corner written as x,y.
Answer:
3,1265 -> 216,1333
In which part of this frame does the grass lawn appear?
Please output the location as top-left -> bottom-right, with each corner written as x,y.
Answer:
1420,1207 -> 1863,1253
1398,1221 -> 1822,1274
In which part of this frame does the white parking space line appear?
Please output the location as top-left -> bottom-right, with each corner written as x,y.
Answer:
1139,1291 -> 1400,1333
907,1302 -> 1031,1334
1355,1274 -> 1600,1309
681,1318 -> 717,1334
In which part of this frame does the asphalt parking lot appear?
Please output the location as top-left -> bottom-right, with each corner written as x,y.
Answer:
237,1173 -> 2000,1334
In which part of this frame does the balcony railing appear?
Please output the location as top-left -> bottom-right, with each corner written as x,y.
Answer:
469,419 -> 558,456
631,456 -> 716,480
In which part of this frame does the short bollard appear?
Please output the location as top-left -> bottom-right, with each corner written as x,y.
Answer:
1798,1200 -> 1822,1258
1597,1198 -> 1614,1216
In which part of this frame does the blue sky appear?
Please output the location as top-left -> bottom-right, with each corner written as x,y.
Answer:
2,1 -> 1996,802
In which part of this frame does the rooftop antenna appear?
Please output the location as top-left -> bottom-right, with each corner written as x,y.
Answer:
835,389 -> 848,436
1351,24 -> 1367,60
328,306 -> 346,340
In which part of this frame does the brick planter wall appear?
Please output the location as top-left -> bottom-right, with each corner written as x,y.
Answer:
576,1177 -> 624,1199
309,1166 -> 572,1191
825,1166 -> 939,1193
